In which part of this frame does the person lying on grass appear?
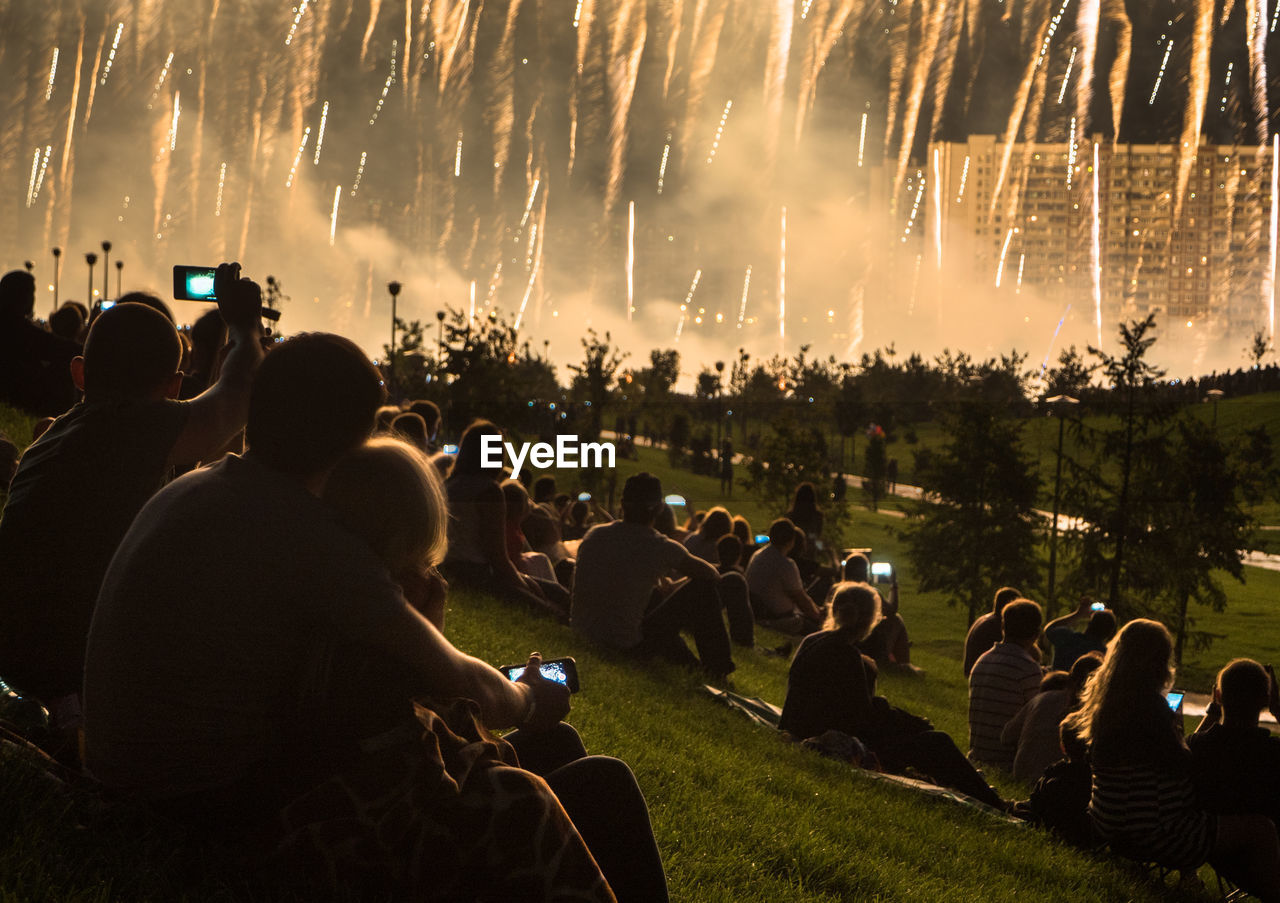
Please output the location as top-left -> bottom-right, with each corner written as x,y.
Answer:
83,334 -> 660,902
779,581 -> 1006,810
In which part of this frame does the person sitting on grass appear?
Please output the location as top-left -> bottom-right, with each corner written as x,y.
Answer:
779,582 -> 1006,810
1064,621 -> 1280,899
441,419 -> 567,621
83,334 -> 661,902
1189,658 -> 1280,829
1043,597 -> 1117,671
841,552 -> 919,675
320,436 -> 668,902
1002,652 -> 1103,784
571,472 -> 738,679
0,266 -> 263,746
963,586 -> 1021,677
746,518 -> 824,636
968,598 -> 1045,768
500,478 -> 572,604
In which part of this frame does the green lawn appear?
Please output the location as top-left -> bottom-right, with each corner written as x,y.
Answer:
1,409 -> 1271,900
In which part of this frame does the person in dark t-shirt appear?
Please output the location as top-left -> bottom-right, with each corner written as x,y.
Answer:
1190,658 -> 1280,828
0,265 -> 264,727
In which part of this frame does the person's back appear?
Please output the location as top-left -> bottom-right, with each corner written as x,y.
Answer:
963,586 -> 1020,677
0,280 -> 262,712
1189,659 -> 1280,827
572,519 -> 682,649
968,599 -> 1044,767
84,452 -> 404,808
0,270 -> 80,416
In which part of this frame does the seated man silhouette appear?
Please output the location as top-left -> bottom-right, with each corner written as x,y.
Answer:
572,472 -> 737,677
0,269 -> 80,416
745,518 -> 824,636
1189,658 -> 1280,829
968,598 -> 1045,768
0,265 -> 263,736
963,586 -> 1022,677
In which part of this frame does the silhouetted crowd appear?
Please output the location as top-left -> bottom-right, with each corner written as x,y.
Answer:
2,264 -> 1280,901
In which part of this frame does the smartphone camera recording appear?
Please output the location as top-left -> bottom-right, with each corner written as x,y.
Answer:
173,265 -> 218,301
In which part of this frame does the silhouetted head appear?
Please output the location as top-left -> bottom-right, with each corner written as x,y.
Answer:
767,517 -> 797,548
992,586 -> 1021,616
392,411 -> 429,450
698,506 -> 733,539
116,291 -> 175,323
451,419 -> 504,477
246,332 -> 385,478
789,481 -> 819,516
407,399 -> 441,439
717,534 -> 743,569
0,270 -> 36,319
78,302 -> 182,400
842,552 -> 870,583
1085,609 -> 1118,642
621,472 -> 664,524
532,474 -> 557,504
49,303 -> 85,340
1001,599 -> 1043,645
1217,658 -> 1271,723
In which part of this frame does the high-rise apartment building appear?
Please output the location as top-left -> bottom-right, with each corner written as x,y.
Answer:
929,135 -> 1277,340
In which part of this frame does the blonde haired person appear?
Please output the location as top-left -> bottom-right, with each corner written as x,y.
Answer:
779,582 -> 1005,808
1064,619 -> 1280,899
323,436 -> 449,628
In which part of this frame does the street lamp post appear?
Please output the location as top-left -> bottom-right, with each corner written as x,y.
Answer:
115,260 -> 123,298
1045,393 -> 1079,616
387,281 -> 402,398
1204,388 -> 1224,429
714,360 -> 725,451
51,247 -> 61,314
100,241 -> 112,302
85,253 -> 97,308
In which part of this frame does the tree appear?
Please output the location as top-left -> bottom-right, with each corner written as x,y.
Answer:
568,330 -> 628,442
1043,346 -> 1095,400
743,416 -> 832,516
903,401 -> 1042,625
1127,418 -> 1251,662
1059,315 -> 1175,614
1247,328 -> 1272,369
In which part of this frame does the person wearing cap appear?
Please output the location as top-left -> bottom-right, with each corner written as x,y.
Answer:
571,472 -> 737,677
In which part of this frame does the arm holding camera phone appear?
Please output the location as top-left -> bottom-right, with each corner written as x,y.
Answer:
166,263 -> 266,467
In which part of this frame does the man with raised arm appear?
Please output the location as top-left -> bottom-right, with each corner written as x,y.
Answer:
0,263 -> 264,736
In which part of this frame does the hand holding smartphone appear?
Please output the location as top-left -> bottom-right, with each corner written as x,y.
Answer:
499,656 -> 580,694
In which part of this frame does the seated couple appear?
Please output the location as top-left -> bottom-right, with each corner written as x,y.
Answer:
82,334 -> 666,901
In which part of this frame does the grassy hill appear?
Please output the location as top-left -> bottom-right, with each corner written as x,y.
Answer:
1,405 -> 1271,900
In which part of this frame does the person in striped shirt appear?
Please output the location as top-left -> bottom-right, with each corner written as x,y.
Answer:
967,599 -> 1044,768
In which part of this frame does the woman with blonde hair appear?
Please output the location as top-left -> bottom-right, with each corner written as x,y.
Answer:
1065,619 -> 1280,899
779,582 -> 1005,808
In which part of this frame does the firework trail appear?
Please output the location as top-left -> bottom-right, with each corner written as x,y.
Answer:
795,0 -> 857,145
678,0 -> 730,174
604,0 -> 648,217
99,22 -> 123,86
763,0 -> 796,173
627,200 -> 635,321
1057,46 -> 1076,104
46,48 -> 59,101
1091,140 -> 1103,347
491,0 -> 525,194
313,101 -> 329,164
675,268 -> 702,342
893,0 -> 948,201
1173,0 -> 1213,223
329,184 -> 341,246
1248,0 -> 1271,142
568,0 -> 596,174
1108,4 -> 1132,140
738,264 -> 752,326
706,100 -> 732,164
1270,135 -> 1279,337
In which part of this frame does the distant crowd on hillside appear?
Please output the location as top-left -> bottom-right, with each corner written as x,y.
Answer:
3,263 -> 1280,901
